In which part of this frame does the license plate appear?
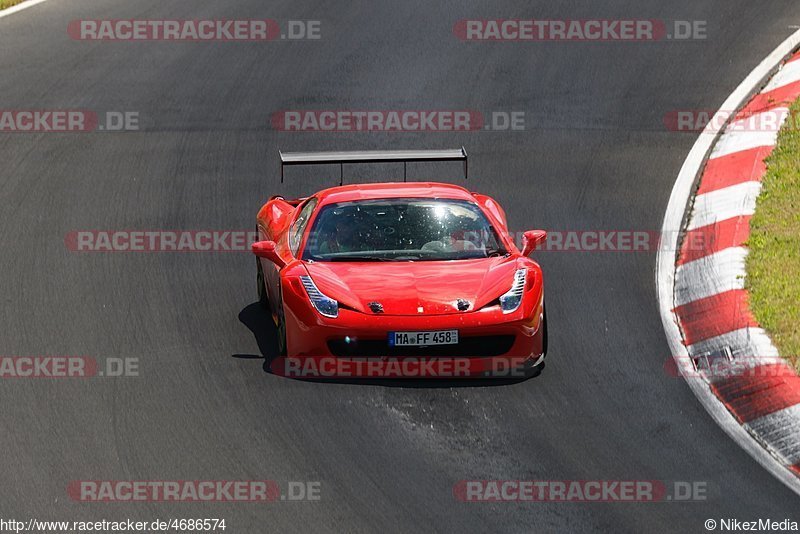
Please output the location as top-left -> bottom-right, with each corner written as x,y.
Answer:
389,330 -> 459,347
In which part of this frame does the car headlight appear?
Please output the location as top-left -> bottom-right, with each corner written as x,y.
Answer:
300,275 -> 339,318
499,268 -> 526,314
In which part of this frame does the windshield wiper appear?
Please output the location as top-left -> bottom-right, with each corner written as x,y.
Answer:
326,255 -> 395,262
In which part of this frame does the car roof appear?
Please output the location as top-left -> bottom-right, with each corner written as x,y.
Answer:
313,182 -> 476,206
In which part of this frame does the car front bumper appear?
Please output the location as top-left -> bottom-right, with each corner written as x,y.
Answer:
279,295 -> 545,378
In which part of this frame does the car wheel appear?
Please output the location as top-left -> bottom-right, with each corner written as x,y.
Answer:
257,257 -> 287,356
256,257 -> 269,309
540,306 -> 548,359
276,288 -> 287,356
524,307 -> 547,378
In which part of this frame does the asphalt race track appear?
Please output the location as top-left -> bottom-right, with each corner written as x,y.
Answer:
1,1 -> 800,532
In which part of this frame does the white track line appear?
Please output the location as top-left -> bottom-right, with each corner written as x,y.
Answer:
747,405 -> 800,465
710,108 -> 788,158
656,28 -> 800,497
686,182 -> 762,231
687,326 -> 781,359
674,247 -> 748,307
0,0 -> 49,20
728,107 -> 790,133
764,59 -> 800,92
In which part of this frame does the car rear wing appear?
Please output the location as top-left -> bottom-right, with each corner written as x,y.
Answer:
279,148 -> 468,185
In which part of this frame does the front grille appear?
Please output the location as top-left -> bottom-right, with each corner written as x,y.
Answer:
327,335 -> 515,358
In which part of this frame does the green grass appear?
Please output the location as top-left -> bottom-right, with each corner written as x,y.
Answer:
0,0 -> 27,9
746,97 -> 800,369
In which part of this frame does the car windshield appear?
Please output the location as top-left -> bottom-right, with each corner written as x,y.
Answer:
302,198 -> 507,262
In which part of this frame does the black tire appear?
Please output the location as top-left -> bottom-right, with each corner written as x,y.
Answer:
256,255 -> 287,355
256,257 -> 269,309
540,306 -> 548,359
524,306 -> 548,378
275,285 -> 287,356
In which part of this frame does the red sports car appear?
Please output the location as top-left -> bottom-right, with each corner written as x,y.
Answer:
252,149 -> 547,378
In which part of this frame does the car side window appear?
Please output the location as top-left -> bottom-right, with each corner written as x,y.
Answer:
289,198 -> 318,255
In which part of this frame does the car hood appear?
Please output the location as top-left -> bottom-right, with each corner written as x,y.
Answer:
302,256 -> 519,315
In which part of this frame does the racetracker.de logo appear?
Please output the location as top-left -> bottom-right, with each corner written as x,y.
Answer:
68,481 -> 280,502
664,356 -> 800,379
67,19 -> 321,41
65,231 -> 258,252
272,110 -> 487,132
0,357 -> 94,378
64,230 -> 707,253
453,19 -> 707,41
271,356 -> 533,379
67,481 -> 321,502
0,356 -> 138,378
453,480 -> 707,502
664,108 -> 794,133
503,230 -> 707,253
0,110 -> 139,133
0,110 -> 95,132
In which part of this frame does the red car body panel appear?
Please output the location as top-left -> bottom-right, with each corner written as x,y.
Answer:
255,181 -> 546,378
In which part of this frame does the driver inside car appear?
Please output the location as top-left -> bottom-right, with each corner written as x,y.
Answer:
317,215 -> 361,254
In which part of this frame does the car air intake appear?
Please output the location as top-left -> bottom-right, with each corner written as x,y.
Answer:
327,335 -> 515,358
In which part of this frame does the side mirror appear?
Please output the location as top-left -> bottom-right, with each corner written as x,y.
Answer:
521,230 -> 547,256
252,240 -> 287,268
